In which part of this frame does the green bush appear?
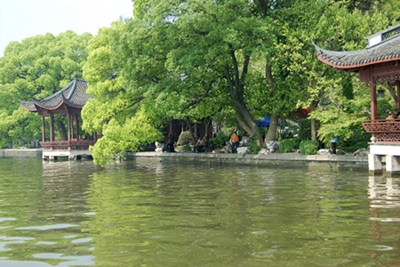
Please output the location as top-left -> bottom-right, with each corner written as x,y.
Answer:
298,119 -> 311,140
299,140 -> 319,155
177,131 -> 193,146
279,139 -> 295,153
292,137 -> 302,149
247,136 -> 262,154
210,133 -> 230,150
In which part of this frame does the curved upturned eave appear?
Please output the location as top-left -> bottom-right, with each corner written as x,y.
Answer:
33,99 -> 84,111
19,103 -> 37,112
317,54 -> 400,70
18,99 -> 37,112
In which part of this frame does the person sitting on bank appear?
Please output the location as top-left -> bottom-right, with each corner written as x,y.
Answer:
395,112 -> 400,119
230,131 -> 239,153
331,135 -> 338,154
166,133 -> 175,152
194,136 -> 207,153
387,111 -> 394,119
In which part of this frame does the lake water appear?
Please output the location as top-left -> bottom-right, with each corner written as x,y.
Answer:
0,158 -> 399,266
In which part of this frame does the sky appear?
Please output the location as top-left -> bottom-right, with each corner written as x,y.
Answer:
0,0 -> 134,56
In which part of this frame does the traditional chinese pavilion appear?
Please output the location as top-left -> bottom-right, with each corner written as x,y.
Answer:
314,23 -> 400,174
19,74 -> 98,160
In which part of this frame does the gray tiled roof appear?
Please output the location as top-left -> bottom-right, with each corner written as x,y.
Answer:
313,35 -> 400,68
19,76 -> 92,112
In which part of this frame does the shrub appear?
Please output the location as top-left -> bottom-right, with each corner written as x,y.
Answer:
210,134 -> 230,150
292,137 -> 302,149
247,136 -> 262,154
298,119 -> 311,140
279,139 -> 295,153
299,140 -> 319,155
177,131 -> 193,146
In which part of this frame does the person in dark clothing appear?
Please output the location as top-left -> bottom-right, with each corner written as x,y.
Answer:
166,133 -> 174,152
331,135 -> 338,154
230,132 -> 239,153
194,137 -> 207,153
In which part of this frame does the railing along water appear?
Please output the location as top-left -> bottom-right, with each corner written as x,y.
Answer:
362,119 -> 400,142
40,140 -> 95,150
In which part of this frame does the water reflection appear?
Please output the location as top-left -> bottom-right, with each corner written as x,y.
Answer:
0,159 -> 400,266
368,176 -> 400,217
0,159 -> 97,266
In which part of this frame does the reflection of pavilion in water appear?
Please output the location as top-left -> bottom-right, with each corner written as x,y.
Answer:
368,176 -> 400,232
369,177 -> 400,212
367,177 -> 400,266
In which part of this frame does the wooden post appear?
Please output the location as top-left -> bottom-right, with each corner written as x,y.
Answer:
397,81 -> 400,113
370,70 -> 377,121
75,114 -> 80,140
68,113 -> 71,142
42,116 -> 46,142
50,115 -> 54,142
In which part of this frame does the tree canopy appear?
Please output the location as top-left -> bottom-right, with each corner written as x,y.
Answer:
0,31 -> 92,147
1,0 -> 400,162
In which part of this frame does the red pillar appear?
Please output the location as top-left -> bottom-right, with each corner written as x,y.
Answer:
75,114 -> 80,140
397,81 -> 400,113
68,113 -> 71,142
42,116 -> 46,142
370,70 -> 377,121
50,115 -> 54,142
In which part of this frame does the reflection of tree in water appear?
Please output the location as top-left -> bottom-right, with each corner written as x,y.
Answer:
39,161 -> 100,223
368,176 -> 400,266
83,162 -> 266,266
0,159 -> 100,266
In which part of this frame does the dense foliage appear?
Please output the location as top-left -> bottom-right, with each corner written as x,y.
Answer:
210,134 -> 230,151
1,0 -> 399,162
0,31 -> 92,147
247,136 -> 262,154
279,139 -> 295,153
300,140 -> 319,155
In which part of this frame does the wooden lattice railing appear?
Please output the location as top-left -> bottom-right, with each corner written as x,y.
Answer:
40,140 -> 96,151
362,120 -> 400,142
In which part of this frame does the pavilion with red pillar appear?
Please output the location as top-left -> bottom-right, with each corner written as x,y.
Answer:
314,23 -> 400,174
19,74 -> 99,160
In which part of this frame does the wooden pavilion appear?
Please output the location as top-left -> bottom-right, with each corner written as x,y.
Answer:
313,23 -> 400,174
19,74 -> 98,160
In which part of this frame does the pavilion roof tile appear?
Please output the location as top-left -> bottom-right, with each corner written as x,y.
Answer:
19,75 -> 92,112
313,29 -> 400,69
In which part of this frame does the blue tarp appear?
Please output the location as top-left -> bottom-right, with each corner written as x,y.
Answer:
256,116 -> 281,127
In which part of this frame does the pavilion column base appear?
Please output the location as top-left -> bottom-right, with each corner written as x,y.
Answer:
42,150 -> 92,161
386,155 -> 400,176
369,143 -> 400,175
368,154 -> 383,175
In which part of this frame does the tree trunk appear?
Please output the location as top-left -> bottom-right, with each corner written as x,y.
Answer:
186,117 -> 197,145
311,118 -> 317,141
264,60 -> 279,143
310,100 -> 318,141
204,118 -> 211,140
224,50 -> 264,147
233,100 -> 264,146
55,118 -> 67,140
265,113 -> 278,141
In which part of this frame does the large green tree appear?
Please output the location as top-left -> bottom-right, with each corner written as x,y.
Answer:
0,31 -> 92,147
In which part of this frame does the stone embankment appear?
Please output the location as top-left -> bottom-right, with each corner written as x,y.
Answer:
0,148 -> 369,170
0,149 -> 42,158
126,151 -> 369,170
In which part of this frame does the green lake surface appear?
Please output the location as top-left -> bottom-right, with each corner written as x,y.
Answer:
0,158 -> 399,266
